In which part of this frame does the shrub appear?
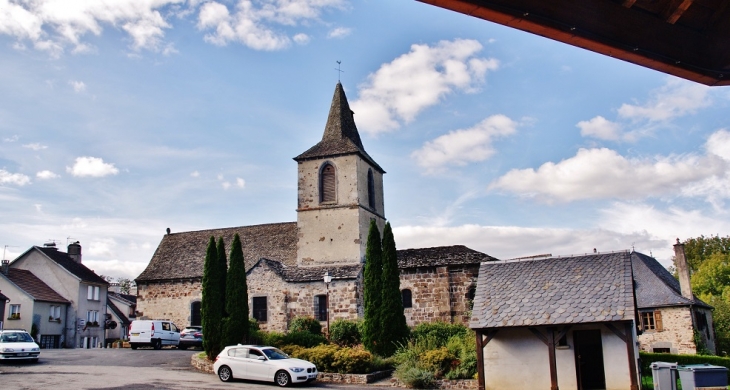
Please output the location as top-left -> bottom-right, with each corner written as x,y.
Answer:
333,346 -> 374,374
280,344 -> 304,357
395,367 -> 435,389
410,322 -> 469,347
289,316 -> 322,335
294,344 -> 340,373
420,347 -> 456,377
283,330 -> 327,348
330,319 -> 361,346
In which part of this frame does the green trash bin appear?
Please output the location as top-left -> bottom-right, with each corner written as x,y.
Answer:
677,364 -> 728,390
651,362 -> 678,390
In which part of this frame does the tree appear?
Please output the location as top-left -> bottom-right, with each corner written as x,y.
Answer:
223,234 -> 250,346
217,237 -> 228,318
683,235 -> 730,273
379,222 -> 410,356
362,220 -> 383,354
116,278 -> 134,295
691,252 -> 730,298
202,236 -> 224,360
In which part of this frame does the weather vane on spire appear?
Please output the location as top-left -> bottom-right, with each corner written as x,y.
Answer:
335,60 -> 344,82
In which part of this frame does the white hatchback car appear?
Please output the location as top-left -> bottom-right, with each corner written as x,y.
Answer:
0,330 -> 40,362
213,345 -> 318,387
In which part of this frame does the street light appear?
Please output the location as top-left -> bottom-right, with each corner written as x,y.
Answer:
323,271 -> 332,337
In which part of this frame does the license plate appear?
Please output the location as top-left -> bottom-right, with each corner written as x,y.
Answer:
309,374 -> 317,378
17,353 -> 29,357
131,333 -> 140,336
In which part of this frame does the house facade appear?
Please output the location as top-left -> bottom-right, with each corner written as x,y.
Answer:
10,242 -> 109,348
0,260 -> 70,348
135,83 -> 497,332
107,290 -> 137,341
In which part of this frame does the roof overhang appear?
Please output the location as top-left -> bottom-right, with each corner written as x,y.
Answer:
417,0 -> 730,86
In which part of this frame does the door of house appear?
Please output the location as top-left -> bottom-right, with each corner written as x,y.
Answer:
574,329 -> 606,390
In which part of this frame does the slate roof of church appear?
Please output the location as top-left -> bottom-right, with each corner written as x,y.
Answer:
35,246 -> 109,285
470,252 -> 635,329
3,268 -> 70,304
249,258 -> 363,282
398,245 -> 498,268
632,251 -> 711,309
136,222 -> 298,282
294,82 -> 384,173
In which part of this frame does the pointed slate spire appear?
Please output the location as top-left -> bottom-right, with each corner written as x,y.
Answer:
294,83 -> 384,173
321,82 -> 364,150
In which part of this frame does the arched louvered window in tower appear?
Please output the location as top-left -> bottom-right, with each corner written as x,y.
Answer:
367,169 -> 375,209
320,163 -> 336,203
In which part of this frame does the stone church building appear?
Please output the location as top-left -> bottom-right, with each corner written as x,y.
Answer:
135,83 -> 497,332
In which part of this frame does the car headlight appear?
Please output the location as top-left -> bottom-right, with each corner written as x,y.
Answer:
2,348 -> 15,352
32,348 -> 40,352
290,367 -> 305,373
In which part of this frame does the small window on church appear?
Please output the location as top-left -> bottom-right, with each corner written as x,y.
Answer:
402,289 -> 412,309
190,301 -> 201,326
253,297 -> 268,322
367,169 -> 375,209
466,285 -> 477,311
314,295 -> 327,321
320,163 -> 336,203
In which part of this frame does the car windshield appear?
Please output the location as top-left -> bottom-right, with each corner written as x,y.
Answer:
0,332 -> 34,343
262,348 -> 289,360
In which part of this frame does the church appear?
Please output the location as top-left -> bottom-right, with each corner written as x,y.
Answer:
135,83 -> 497,332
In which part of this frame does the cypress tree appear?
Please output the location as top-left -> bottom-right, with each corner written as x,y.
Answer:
362,220 -> 383,354
223,234 -> 249,346
201,236 -> 223,360
217,237 -> 228,318
379,222 -> 410,356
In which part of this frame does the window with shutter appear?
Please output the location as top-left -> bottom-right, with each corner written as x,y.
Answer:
654,310 -> 663,331
320,163 -> 336,203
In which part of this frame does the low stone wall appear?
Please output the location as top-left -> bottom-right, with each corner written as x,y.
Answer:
390,378 -> 479,389
318,370 -> 393,385
191,353 -> 213,374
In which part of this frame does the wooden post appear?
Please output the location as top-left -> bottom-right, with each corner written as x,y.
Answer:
476,329 -> 486,390
624,322 -> 639,390
547,327 -> 559,390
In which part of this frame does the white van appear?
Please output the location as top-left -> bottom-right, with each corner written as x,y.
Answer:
128,320 -> 181,350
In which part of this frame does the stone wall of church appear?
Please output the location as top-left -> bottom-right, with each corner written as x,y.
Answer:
400,265 -> 479,326
136,280 -> 201,329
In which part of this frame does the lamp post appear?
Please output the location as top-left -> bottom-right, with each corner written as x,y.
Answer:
323,271 -> 332,338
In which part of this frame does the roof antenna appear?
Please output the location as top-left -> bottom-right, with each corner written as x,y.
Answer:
335,60 -> 344,82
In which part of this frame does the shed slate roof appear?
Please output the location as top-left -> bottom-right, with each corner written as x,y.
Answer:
109,292 -> 136,306
4,268 -> 70,304
632,251 -> 711,309
107,298 -> 131,326
294,82 -> 384,173
398,245 -> 498,269
136,222 -> 298,282
470,252 -> 635,329
36,247 -> 109,285
249,258 -> 362,283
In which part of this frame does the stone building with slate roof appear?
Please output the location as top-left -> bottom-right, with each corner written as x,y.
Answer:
470,252 -> 640,390
136,83 -> 497,332
632,242 -> 715,355
9,242 -> 109,348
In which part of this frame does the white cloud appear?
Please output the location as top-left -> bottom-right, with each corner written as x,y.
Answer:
69,80 -> 86,92
292,33 -> 309,44
236,177 -> 245,188
412,114 -> 517,173
66,156 -> 119,177
23,142 -> 48,150
87,237 -> 117,257
190,170 -> 200,177
222,181 -> 231,189
327,27 -> 350,39
489,146 -> 727,202
618,78 -> 711,122
197,0 -> 343,50
706,129 -> 730,160
576,116 -> 621,141
350,39 -> 499,134
0,0 -> 186,55
0,169 -> 31,186
3,135 -> 19,142
36,170 -> 59,179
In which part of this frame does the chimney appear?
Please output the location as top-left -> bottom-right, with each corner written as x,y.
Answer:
673,238 -> 694,300
1,260 -> 8,275
43,242 -> 57,250
67,241 -> 82,263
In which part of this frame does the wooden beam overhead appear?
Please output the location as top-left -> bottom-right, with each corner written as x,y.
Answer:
663,0 -> 694,24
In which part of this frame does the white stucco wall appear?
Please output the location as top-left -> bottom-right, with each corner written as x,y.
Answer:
0,276 -> 34,332
482,324 -> 637,390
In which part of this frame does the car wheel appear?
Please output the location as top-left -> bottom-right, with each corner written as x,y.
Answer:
153,339 -> 162,350
178,345 -> 187,350
218,365 -> 233,382
275,370 -> 291,387
130,344 -> 138,350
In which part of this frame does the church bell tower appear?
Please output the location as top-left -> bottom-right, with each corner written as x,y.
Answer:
293,83 -> 386,267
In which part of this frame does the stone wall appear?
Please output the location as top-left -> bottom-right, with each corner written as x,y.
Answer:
401,265 -> 479,326
638,306 -> 696,354
136,279 -> 201,329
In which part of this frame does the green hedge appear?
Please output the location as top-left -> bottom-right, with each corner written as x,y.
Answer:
640,352 -> 730,379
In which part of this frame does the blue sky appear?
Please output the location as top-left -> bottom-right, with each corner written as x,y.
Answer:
1,0 -> 729,280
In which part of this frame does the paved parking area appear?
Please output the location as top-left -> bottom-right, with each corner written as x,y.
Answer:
0,348 -> 357,390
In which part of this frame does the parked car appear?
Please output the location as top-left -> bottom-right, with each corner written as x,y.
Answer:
213,345 -> 318,387
178,326 -> 202,350
128,320 -> 180,350
0,329 -> 40,362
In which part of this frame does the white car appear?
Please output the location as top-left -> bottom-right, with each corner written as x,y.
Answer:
0,330 -> 40,362
213,345 -> 318,387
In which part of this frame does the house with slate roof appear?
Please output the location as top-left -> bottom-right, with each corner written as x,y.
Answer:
470,252 -> 640,390
0,260 -> 70,348
107,292 -> 135,342
135,83 -> 498,332
9,242 -> 109,348
632,241 -> 715,354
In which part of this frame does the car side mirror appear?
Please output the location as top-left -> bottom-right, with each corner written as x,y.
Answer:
257,356 -> 266,361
